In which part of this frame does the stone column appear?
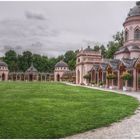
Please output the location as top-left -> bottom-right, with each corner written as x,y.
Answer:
105,72 -> 108,88
97,72 -> 99,84
133,68 -> 137,91
16,74 -> 17,81
80,65 -> 83,84
117,70 -> 120,90
102,71 -> 104,82
91,71 -> 93,82
45,75 -> 46,82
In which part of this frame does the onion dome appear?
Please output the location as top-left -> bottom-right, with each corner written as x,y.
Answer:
83,46 -> 94,52
55,60 -> 68,68
127,1 -> 140,17
0,61 -> 8,67
26,63 -> 38,72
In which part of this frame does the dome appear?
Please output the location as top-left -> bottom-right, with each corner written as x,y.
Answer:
127,1 -> 140,17
0,61 -> 8,67
55,60 -> 68,67
83,46 -> 93,52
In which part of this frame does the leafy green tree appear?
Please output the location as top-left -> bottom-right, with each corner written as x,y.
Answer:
21,51 -> 33,71
93,45 -> 100,51
100,45 -> 106,58
64,50 -> 76,70
113,31 -> 124,47
57,55 -> 64,62
48,57 -> 58,72
4,50 -> 18,72
106,41 -> 119,59
106,31 -> 123,59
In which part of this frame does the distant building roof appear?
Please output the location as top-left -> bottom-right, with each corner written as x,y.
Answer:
83,46 -> 94,52
115,47 -> 130,55
121,58 -> 137,69
109,59 -> 121,70
26,63 -> 38,73
0,61 -> 8,67
131,45 -> 140,50
55,60 -> 68,67
100,63 -> 108,71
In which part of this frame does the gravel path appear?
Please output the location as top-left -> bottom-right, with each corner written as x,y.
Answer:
65,84 -> 140,139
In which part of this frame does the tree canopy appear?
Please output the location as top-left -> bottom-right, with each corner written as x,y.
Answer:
3,50 -> 77,72
2,31 -> 123,72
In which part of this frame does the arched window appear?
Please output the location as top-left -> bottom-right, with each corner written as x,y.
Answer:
78,58 -> 80,63
125,30 -> 128,42
134,28 -> 140,40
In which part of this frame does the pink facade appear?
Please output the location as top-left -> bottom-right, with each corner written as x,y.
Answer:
0,61 -> 9,81
54,60 -> 69,81
76,2 -> 140,91
115,2 -> 140,59
76,46 -> 102,84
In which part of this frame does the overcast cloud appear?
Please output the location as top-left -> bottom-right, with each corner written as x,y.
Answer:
0,1 -> 135,57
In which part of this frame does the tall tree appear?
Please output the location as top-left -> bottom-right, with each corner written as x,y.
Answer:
22,51 -> 33,71
4,50 -> 18,72
106,41 -> 119,59
113,31 -> 124,48
106,31 -> 123,59
93,45 -> 100,51
64,50 -> 76,70
100,45 -> 106,58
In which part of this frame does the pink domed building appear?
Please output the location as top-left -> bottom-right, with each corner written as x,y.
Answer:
0,61 -> 9,81
115,1 -> 140,59
76,46 -> 102,84
76,2 -> 140,91
54,60 -> 69,81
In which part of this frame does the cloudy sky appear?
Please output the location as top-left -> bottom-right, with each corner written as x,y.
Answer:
0,1 -> 135,57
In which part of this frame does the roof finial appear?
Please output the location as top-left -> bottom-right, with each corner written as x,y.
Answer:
136,1 -> 140,6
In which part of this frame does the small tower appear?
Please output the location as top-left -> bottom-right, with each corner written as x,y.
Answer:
76,46 -> 102,84
25,63 -> 38,81
115,1 -> 140,59
54,60 -> 69,81
0,61 -> 9,81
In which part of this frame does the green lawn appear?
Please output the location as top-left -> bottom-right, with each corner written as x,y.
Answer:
0,82 -> 139,138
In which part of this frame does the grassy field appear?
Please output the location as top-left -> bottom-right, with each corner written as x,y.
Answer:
0,82 -> 139,138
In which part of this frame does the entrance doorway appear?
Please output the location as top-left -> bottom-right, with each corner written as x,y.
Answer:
57,74 -> 60,81
2,73 -> 5,81
29,74 -> 33,81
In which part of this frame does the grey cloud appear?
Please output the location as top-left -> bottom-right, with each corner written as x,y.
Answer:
0,1 -> 136,57
25,11 -> 46,20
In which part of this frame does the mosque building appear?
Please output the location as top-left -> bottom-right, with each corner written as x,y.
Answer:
1,2 -> 140,91
76,1 -> 140,91
0,61 -> 9,81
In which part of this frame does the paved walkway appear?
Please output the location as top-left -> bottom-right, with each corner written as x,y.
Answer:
65,83 -> 140,139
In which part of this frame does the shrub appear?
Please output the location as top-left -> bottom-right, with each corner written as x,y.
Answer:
99,81 -> 104,86
121,71 -> 132,81
91,81 -> 96,85
107,73 -> 116,80
83,74 -> 91,80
